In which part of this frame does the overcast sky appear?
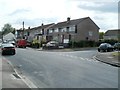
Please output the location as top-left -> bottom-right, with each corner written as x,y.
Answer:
0,0 -> 119,32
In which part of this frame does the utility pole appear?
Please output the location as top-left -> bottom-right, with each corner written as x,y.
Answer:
22,21 -> 24,39
1,30 -> 3,42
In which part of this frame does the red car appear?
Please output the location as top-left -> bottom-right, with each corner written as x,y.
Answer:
16,39 -> 27,48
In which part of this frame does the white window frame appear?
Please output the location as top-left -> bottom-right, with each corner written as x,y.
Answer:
49,29 -> 53,33
69,26 -> 75,32
54,28 -> 59,32
89,31 -> 93,36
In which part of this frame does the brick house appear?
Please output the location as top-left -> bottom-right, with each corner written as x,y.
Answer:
104,29 -> 120,40
47,17 -> 99,43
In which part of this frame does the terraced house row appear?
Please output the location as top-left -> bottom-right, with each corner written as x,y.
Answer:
16,17 -> 100,44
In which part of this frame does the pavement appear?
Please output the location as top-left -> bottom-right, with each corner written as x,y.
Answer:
0,56 -> 31,89
95,51 -> 120,67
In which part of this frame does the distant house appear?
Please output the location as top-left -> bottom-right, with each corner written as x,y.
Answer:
104,29 -> 120,40
47,17 -> 99,43
3,32 -> 16,41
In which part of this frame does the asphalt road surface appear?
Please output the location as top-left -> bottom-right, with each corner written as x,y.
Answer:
3,48 -> 118,88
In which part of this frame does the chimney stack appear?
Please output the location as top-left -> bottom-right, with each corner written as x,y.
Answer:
28,27 -> 30,29
41,23 -> 44,26
67,17 -> 70,21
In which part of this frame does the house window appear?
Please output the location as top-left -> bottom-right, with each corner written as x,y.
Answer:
59,28 -> 62,32
69,26 -> 75,32
42,29 -> 44,35
75,25 -> 77,33
89,31 -> 93,36
47,29 -> 49,34
54,28 -> 59,32
49,29 -> 53,33
37,36 -> 39,40
66,27 -> 69,33
63,27 -> 67,32
60,28 -> 66,32
52,29 -> 54,33
27,32 -> 30,36
61,28 -> 64,32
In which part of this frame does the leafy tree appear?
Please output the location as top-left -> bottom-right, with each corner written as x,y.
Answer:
2,23 -> 14,35
99,32 -> 104,39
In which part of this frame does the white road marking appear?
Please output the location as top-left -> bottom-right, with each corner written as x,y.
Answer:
107,57 -> 114,59
79,57 -> 85,60
57,53 -> 98,62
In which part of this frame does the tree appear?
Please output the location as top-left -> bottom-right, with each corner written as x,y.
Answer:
2,23 -> 14,35
99,32 -> 105,40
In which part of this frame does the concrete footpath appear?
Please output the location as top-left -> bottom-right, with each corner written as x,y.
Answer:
0,56 -> 31,89
95,51 -> 120,67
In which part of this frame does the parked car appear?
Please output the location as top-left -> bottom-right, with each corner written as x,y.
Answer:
58,43 -> 64,49
1,43 -> 16,55
45,41 -> 59,49
98,43 -> 114,52
16,39 -> 27,48
113,43 -> 120,50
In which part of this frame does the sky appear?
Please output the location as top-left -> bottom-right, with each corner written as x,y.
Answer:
0,0 -> 119,32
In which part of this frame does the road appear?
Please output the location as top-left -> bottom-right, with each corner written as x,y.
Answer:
3,48 -> 118,88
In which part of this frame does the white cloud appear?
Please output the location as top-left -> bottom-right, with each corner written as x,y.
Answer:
0,0 -> 119,32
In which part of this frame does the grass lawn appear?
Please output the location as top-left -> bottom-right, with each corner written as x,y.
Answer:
112,51 -> 120,57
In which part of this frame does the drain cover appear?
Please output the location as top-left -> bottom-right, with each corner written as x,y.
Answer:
12,73 -> 21,79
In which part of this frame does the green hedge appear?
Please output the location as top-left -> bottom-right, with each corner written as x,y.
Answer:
69,40 -> 98,48
68,39 -> 118,48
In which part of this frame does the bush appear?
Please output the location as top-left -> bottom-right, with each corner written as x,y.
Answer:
68,40 -> 98,48
32,39 -> 40,48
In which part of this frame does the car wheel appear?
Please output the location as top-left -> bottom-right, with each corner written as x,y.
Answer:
107,49 -> 109,52
98,49 -> 100,52
2,52 -> 4,55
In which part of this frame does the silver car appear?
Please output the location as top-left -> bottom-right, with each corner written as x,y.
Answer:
1,43 -> 16,55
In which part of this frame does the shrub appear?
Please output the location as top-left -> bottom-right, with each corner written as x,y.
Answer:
68,40 -> 97,48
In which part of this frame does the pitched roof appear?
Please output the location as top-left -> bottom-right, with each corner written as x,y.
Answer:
30,23 -> 54,30
104,29 -> 120,36
50,17 -> 89,29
